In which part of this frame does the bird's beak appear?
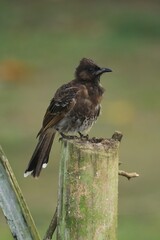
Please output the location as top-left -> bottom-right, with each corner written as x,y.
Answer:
95,67 -> 112,76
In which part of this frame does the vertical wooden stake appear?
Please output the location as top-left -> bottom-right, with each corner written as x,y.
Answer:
57,132 -> 122,240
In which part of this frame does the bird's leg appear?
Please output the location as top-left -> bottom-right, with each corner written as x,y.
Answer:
78,132 -> 89,140
59,132 -> 78,141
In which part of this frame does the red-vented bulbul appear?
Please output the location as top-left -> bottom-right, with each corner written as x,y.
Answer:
24,58 -> 112,177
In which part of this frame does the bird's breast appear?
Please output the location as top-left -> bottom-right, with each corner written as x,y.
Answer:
55,83 -> 103,134
78,83 -> 104,105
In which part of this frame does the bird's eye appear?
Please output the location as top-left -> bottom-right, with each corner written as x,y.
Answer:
88,67 -> 94,73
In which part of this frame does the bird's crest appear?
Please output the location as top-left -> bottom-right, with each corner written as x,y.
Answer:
75,58 -> 100,80
79,58 -> 97,67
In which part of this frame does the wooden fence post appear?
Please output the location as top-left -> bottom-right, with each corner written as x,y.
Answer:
0,146 -> 41,240
57,132 -> 122,240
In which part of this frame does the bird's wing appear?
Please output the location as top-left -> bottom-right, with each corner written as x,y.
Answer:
37,85 -> 79,136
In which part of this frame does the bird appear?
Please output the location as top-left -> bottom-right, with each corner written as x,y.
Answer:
24,58 -> 112,178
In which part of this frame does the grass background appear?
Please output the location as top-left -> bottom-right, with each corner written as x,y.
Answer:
0,0 -> 160,239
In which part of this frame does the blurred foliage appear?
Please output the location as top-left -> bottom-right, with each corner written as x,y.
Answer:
0,0 -> 160,239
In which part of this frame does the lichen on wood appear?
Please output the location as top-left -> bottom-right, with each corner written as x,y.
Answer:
57,132 -> 122,240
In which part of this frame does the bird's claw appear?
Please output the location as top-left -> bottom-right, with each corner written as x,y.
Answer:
59,132 -> 89,141
59,133 -> 78,141
78,132 -> 89,140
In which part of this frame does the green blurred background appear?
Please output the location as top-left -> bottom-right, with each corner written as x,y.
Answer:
0,0 -> 160,239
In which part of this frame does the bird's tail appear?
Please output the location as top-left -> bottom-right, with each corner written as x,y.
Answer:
24,129 -> 56,178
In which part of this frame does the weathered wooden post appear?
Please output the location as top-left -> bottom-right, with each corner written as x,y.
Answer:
57,132 -> 122,240
0,146 -> 41,240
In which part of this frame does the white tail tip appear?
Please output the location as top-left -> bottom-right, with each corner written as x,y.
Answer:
24,170 -> 33,178
42,163 -> 47,169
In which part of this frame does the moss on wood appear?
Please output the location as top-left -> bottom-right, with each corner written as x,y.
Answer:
57,134 -> 122,240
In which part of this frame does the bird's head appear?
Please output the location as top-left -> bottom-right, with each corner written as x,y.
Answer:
75,58 -> 112,82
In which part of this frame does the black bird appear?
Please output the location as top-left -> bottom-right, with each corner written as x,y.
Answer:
24,58 -> 112,177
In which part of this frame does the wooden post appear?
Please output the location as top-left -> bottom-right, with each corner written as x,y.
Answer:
57,132 -> 122,240
0,146 -> 41,240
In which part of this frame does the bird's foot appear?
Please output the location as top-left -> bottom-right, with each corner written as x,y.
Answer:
59,132 -> 78,141
78,132 -> 89,140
